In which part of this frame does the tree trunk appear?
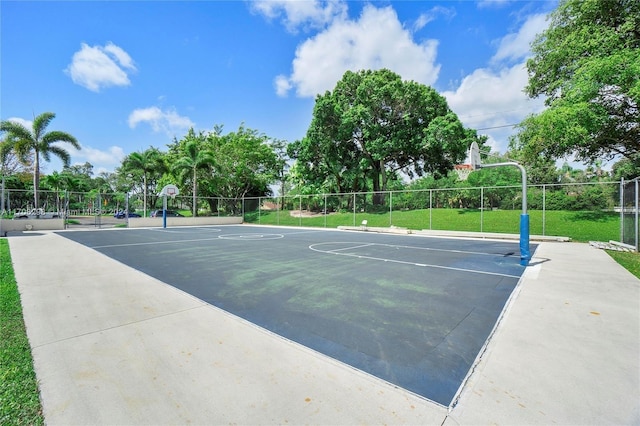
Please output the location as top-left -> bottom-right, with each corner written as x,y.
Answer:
33,151 -> 40,212
143,174 -> 147,217
192,168 -> 197,217
371,160 -> 386,205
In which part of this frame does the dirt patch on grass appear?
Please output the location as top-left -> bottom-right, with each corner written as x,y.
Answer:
289,210 -> 325,218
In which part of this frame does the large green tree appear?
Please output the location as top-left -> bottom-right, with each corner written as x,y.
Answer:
512,0 -> 640,166
206,124 -> 278,213
289,69 -> 482,204
41,171 -> 66,212
121,147 -> 167,216
171,128 -> 215,217
0,112 -> 80,211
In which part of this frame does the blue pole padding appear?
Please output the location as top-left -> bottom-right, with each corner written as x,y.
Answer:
520,214 -> 530,266
163,209 -> 167,229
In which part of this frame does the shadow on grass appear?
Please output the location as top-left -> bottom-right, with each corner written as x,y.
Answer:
570,211 -> 618,222
456,209 -> 481,215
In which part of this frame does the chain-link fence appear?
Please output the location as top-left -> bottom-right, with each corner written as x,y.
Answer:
621,178 -> 639,251
0,188 -> 243,228
1,180 -> 638,248
245,181 -> 634,246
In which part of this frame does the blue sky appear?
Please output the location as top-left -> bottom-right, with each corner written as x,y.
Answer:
1,0 -> 558,175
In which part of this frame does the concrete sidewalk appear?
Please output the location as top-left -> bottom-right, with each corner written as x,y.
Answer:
8,230 -> 640,425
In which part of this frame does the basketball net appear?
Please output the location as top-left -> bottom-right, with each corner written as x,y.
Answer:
454,164 -> 473,181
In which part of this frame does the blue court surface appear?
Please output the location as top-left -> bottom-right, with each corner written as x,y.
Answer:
57,225 -> 536,406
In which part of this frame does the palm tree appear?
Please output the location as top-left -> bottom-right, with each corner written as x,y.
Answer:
0,112 -> 80,211
42,171 -> 65,213
122,148 -> 166,217
172,131 -> 215,217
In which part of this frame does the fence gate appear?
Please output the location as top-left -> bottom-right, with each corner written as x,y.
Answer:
621,177 -> 639,251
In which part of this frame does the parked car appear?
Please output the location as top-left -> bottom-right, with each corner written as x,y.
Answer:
150,210 -> 184,217
13,208 -> 60,219
114,211 -> 142,219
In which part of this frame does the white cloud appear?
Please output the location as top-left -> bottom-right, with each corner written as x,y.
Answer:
443,63 -> 545,152
441,12 -> 550,154
274,74 -> 293,97
64,144 -> 126,170
477,0 -> 513,9
491,13 -> 548,64
445,64 -> 529,120
102,43 -> 136,69
2,118 -> 120,172
5,117 -> 33,129
128,106 -> 194,136
65,42 -> 137,92
251,0 -> 347,32
413,6 -> 456,32
277,5 -> 440,98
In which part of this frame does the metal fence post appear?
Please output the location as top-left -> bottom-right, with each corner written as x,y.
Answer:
635,177 -> 640,251
620,178 -> 624,244
389,191 -> 393,227
64,190 -> 69,229
429,189 -> 433,230
1,175 -> 5,215
353,193 -> 356,227
480,187 -> 484,233
542,185 -> 546,236
324,194 -> 327,228
95,192 -> 102,228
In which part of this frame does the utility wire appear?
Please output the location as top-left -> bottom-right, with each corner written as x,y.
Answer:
476,123 -> 519,131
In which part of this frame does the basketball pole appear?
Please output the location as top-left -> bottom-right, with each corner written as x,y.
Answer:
158,184 -> 179,230
466,141 -> 529,266
479,161 -> 530,266
162,194 -> 167,229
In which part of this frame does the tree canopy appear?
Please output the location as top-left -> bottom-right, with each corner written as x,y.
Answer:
171,128 -> 215,217
0,112 -> 80,210
120,147 -> 167,216
208,125 -> 278,201
164,124 -> 279,215
288,69 -> 484,204
512,0 -> 640,166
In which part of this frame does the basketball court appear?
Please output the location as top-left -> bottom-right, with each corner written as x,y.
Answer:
57,224 -> 534,407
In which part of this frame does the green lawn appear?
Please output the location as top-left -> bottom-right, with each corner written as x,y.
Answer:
245,208 -> 621,243
607,250 -> 640,279
0,239 -> 44,425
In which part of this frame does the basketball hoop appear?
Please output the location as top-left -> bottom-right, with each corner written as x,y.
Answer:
454,142 -> 482,181
454,164 -> 473,181
159,184 -> 179,199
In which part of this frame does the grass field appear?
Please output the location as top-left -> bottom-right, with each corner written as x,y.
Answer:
245,208 -> 621,243
607,250 -> 640,279
0,239 -> 44,425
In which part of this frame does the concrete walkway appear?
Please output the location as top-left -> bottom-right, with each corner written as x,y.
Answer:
8,230 -> 640,425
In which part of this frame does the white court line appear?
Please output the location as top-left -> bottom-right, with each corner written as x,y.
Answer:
331,251 -> 520,279
327,243 -> 375,253
91,237 -> 221,249
147,227 -> 221,234
218,233 -> 284,240
277,229 -> 327,236
309,242 -> 521,278
92,231 -> 283,249
310,241 -> 519,258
